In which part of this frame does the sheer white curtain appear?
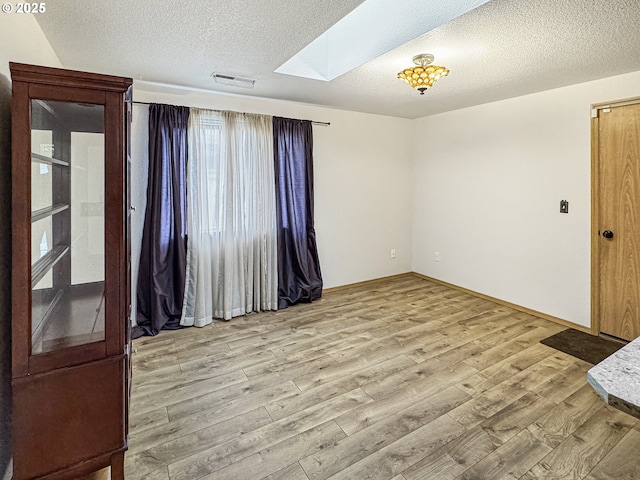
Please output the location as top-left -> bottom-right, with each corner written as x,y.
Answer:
181,109 -> 278,326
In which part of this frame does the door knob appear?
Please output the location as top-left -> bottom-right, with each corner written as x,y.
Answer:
602,230 -> 614,239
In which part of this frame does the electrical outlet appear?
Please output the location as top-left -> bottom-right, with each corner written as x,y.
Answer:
434,251 -> 440,262
390,249 -> 396,259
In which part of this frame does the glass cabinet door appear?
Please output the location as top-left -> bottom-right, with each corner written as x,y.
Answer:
30,99 -> 106,354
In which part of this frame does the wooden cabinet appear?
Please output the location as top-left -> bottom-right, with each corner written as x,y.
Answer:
10,63 -> 132,479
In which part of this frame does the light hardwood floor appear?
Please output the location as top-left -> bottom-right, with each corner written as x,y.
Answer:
125,275 -> 640,480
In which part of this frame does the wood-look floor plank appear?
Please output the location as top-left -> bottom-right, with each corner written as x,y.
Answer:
171,323 -> 271,349
132,341 -> 232,374
299,386 -> 470,480
458,342 -> 554,396
449,367 -> 551,428
132,337 -> 175,356
177,348 -> 276,379
355,353 -> 448,402
128,381 -> 299,455
125,466 -> 170,480
450,353 -> 573,428
402,426 -> 501,480
128,407 -> 168,435
268,302 -> 370,330
201,421 -> 346,480
269,323 -> 381,358
225,325 -> 320,351
378,322 -> 542,401
243,354 -> 338,381
286,328 -> 381,360
405,316 -> 526,365
366,314 -> 443,339
348,364 -> 476,434
125,407 -> 272,477
135,324 -> 265,361
130,369 -> 248,415
462,326 -> 559,372
402,392 -> 555,480
292,338 -> 420,391
527,384 -> 607,449
267,355 -> 416,421
325,334 -> 423,365
521,406 -> 635,479
167,388 -> 372,480
478,391 -> 555,444
263,463 -> 310,480
534,360 -> 591,404
458,429 -> 551,480
165,376 -> 296,422
583,428 -> 640,480
133,346 -> 270,397
130,364 -> 182,391
324,415 -> 467,480
125,275 -> 634,480
402,453 -> 467,480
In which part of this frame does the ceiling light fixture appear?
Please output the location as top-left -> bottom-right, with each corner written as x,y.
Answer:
211,73 -> 256,89
397,54 -> 449,95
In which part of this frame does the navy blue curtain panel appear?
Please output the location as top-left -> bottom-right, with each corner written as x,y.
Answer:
273,117 -> 323,308
135,104 -> 189,337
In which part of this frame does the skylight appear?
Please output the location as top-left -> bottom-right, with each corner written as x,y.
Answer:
275,0 -> 490,81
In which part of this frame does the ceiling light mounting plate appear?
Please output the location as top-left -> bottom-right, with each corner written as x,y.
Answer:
412,54 -> 434,66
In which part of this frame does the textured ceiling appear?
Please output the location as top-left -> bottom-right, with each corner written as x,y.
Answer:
34,0 -> 640,119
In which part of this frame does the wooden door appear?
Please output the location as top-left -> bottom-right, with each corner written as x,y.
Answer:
596,102 -> 640,341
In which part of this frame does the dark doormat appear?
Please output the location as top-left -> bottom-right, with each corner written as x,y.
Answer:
540,328 -> 625,365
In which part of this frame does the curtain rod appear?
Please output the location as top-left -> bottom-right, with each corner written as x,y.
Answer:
131,101 -> 330,126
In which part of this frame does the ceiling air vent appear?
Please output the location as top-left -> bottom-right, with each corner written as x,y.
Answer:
211,73 -> 255,89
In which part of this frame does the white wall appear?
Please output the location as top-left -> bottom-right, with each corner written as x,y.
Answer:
0,13 -> 61,78
412,70 -> 640,328
131,86 -> 415,294
0,13 -> 62,480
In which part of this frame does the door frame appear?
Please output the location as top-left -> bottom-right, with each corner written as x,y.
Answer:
590,96 -> 640,336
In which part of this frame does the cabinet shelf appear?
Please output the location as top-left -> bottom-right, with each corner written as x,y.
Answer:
31,152 -> 69,167
31,203 -> 69,223
32,284 -> 105,355
32,245 -> 70,287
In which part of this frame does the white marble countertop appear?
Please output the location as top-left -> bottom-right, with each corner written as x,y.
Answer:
587,336 -> 640,419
